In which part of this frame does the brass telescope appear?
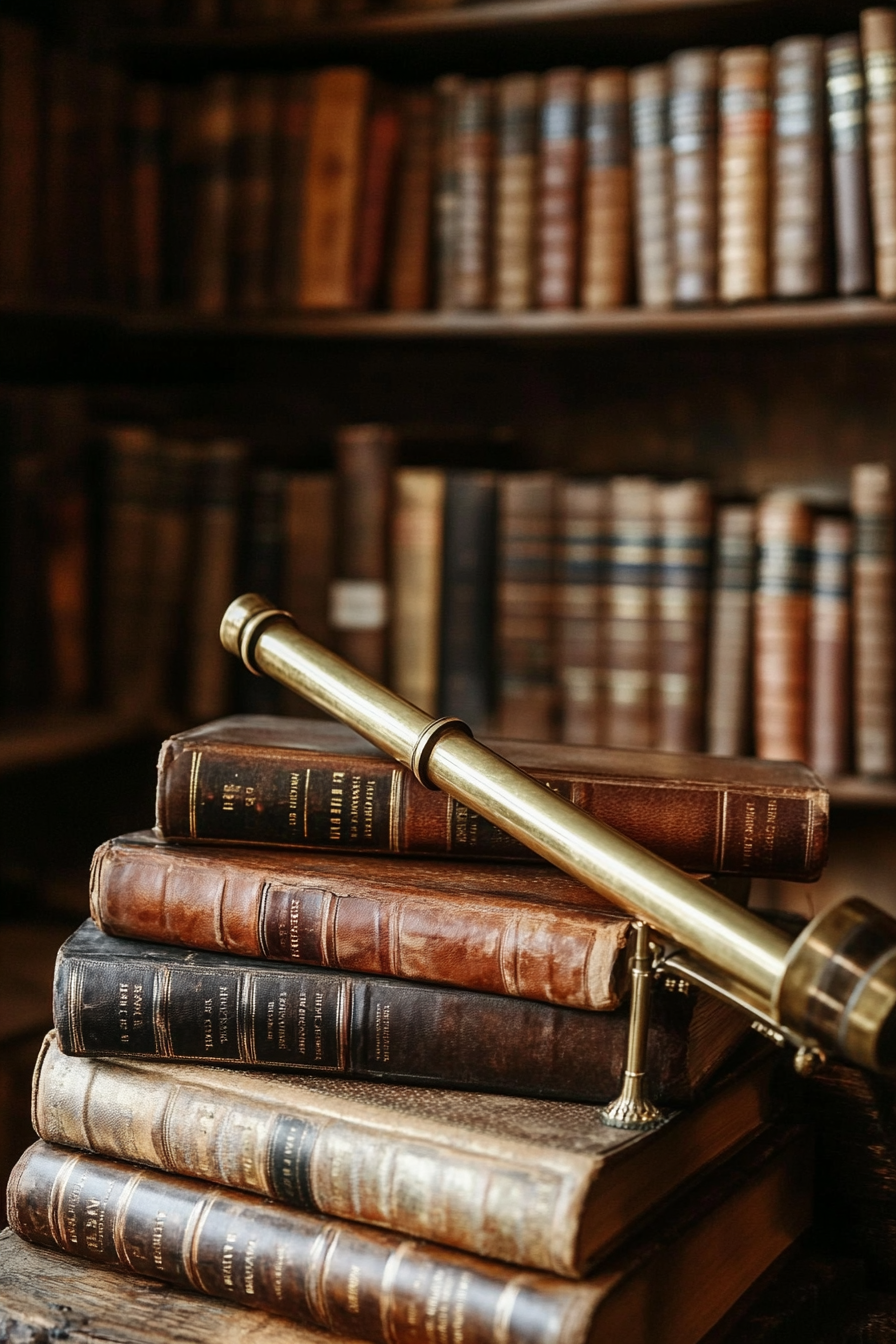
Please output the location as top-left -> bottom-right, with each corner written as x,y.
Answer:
221,593 -> 896,1079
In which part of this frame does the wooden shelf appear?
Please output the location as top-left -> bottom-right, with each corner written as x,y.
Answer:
0,712 -> 153,775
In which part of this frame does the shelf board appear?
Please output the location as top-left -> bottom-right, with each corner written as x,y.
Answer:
0,711 -> 153,775
827,776 -> 896,808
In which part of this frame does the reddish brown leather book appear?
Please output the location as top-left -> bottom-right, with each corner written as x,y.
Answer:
771,36 -> 826,298
454,79 -> 493,309
230,74 -> 277,312
851,462 -> 896,776
861,8 -> 896,298
493,72 -> 538,312
387,89 -> 435,311
434,74 -> 462,308
581,69 -> 630,309
155,715 -> 829,878
753,491 -> 813,763
0,21 -> 39,300
190,75 -> 236,314
299,68 -> 370,309
808,515 -> 852,778
604,475 -> 657,749
128,81 -> 164,309
706,503 -> 756,757
630,63 -> 673,308
353,95 -> 401,309
718,46 -> 770,304
655,480 -> 713,753
329,424 -> 395,681
668,48 -> 719,305
280,472 -> 335,716
391,468 -> 444,713
556,478 -> 607,745
826,34 -> 874,296
536,67 -> 584,309
269,72 -> 311,309
496,472 -> 557,739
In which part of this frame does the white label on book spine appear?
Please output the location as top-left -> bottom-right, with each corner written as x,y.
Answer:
329,580 -> 389,631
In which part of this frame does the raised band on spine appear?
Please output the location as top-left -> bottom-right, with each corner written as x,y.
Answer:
410,717 -> 473,790
238,607 -> 294,675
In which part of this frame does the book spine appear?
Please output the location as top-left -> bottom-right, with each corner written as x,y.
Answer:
851,461 -> 896,775
630,63 -> 673,308
0,20 -> 39,299
391,468 -> 445,714
102,426 -> 159,712
604,476 -> 657,748
142,439 -> 200,715
41,51 -> 78,302
556,479 -> 607,745
164,86 -> 200,306
454,80 -> 493,309
439,470 -> 497,731
536,67 -> 584,309
128,82 -> 164,309
387,89 -> 435,311
241,468 -> 287,715
231,74 -> 277,312
269,73 -> 311,309
771,36 -> 827,298
493,72 -> 538,312
808,516 -> 852,778
190,75 -> 235,315
434,74 -> 462,309
718,46 -> 771,303
655,480 -> 713,753
353,98 -> 402,309
96,65 -> 129,306
826,33 -> 874,295
706,503 -> 756,757
669,48 -> 719,305
861,8 -> 896,298
496,472 -> 557,740
281,472 -> 335,646
581,69 -> 630,309
754,492 -> 813,762
9,1143 -> 599,1344
330,424 -> 395,681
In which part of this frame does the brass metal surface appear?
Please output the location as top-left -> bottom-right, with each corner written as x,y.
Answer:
599,924 -> 666,1129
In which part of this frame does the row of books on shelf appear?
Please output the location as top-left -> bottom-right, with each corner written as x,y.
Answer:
122,0 -> 453,25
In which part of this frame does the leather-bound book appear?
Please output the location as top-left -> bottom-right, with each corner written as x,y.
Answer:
718,46 -> 770,304
128,81 -> 164,309
808,515 -> 852,779
269,73 -> 311,310
241,468 -> 287,716
299,68 -> 370,309
330,425 -> 395,681
353,94 -> 401,309
41,51 -> 80,301
536,67 -> 584,309
706,503 -> 756,757
281,473 -> 335,642
630,63 -> 673,308
0,21 -> 39,300
34,1028 -> 776,1277
826,34 -> 874,295
771,36 -> 826,298
556,478 -> 607,745
164,86 -> 200,305
230,74 -> 277,312
391,469 -> 444,713
496,472 -> 557,740
454,79 -> 493,309
96,64 -> 129,305
668,48 -> 719,306
434,74 -> 462,308
493,72 -> 538,312
581,69 -> 630,309
851,462 -> 896,776
604,476 -> 657,749
190,75 -> 236,315
753,491 -> 813,763
156,716 -> 829,878
655,480 -> 713,753
102,426 -> 159,712
387,89 -> 435,311
142,439 -> 200,716
861,8 -> 896,298
439,470 -> 497,731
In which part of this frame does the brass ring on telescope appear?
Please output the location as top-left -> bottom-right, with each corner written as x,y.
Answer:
410,717 -> 473,789
237,606 -> 294,675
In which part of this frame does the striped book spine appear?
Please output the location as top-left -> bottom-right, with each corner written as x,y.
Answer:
852,462 -> 896,776
754,492 -> 813,762
808,515 -> 852,778
556,479 -> 607,745
655,480 -> 713,753
604,476 -> 657,748
706,503 -> 756,757
496,473 -> 557,740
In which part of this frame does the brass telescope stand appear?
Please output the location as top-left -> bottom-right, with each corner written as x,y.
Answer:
599,923 -> 666,1130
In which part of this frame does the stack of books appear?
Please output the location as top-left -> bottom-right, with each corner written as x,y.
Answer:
5,712 -> 825,1340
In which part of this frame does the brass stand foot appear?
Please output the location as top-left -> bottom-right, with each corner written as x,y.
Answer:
599,922 -> 668,1132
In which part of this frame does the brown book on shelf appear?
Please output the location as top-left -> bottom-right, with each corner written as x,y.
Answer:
95,64 -> 129,306
557,478 -> 607,745
269,73 -> 312,309
128,81 -> 164,309
537,66 -> 584,309
434,74 -> 462,309
329,424 -> 395,681
190,74 -> 236,315
0,20 -> 39,300
280,472 -> 335,708
454,79 -> 493,309
156,715 -> 829,879
851,462 -> 896,776
387,89 -> 435,311
496,472 -> 557,739
41,50 -> 81,302
353,94 -> 401,309
706,503 -> 756,757
34,1027 -> 777,1277
808,515 -> 852,779
102,425 -> 159,712
604,475 -> 657,749
826,33 -> 874,296
391,468 -> 445,713
718,46 -> 771,304
861,8 -> 896,298
630,63 -> 673,308
771,36 -> 827,298
300,68 -> 370,309
581,69 -> 630,309
142,438 -> 200,715
42,395 -> 90,709
493,72 -> 538,312
230,74 -> 277,312
753,491 -> 813,763
669,48 -> 719,306
655,480 -> 713,753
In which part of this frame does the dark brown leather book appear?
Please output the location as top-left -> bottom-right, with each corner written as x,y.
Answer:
280,471 -> 335,687
164,85 -> 201,306
808,515 -> 852,778
718,46 -> 770,304
269,73 -> 312,309
826,33 -> 874,296
353,94 -> 401,309
706,503 -> 756,757
241,467 -> 287,717
668,48 -> 718,306
439,470 -> 497,731
190,75 -> 236,314
142,438 -> 199,716
127,81 -> 164,309
604,475 -> 656,749
0,21 -> 39,301
34,1029 -> 777,1277
493,72 -> 538,312
537,67 -> 584,309
581,69 -> 631,309
434,74 -> 462,309
771,36 -> 826,298
90,830 -> 631,1011
851,462 -> 896,776
753,491 -> 813,763
496,472 -> 557,739
454,79 -> 493,310
41,50 -> 82,302
861,8 -> 896,299
630,63 -> 673,308
52,921 -> 751,1109
102,425 -> 160,712
391,468 -> 444,713
556,478 -> 607,745
155,715 -> 829,878
330,424 -> 395,681
387,89 -> 435,311
230,74 -> 277,312
655,480 -> 713,753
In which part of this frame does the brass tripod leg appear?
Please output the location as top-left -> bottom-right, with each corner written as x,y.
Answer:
599,922 -> 667,1131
